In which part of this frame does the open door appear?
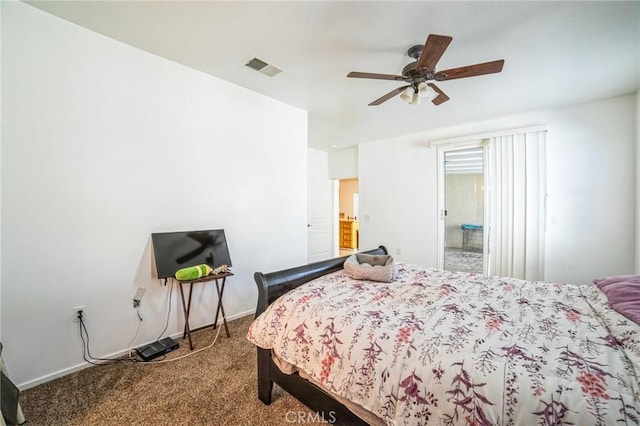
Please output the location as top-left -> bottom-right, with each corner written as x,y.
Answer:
338,178 -> 359,256
437,144 -> 488,273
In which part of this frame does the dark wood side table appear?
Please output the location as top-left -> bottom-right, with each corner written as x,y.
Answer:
177,271 -> 233,350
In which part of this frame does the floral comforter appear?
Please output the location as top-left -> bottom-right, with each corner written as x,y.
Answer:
248,263 -> 640,425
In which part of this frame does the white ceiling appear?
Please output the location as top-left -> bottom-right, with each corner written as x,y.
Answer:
26,1 -> 640,151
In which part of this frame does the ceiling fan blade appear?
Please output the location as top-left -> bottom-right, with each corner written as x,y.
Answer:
427,83 -> 449,105
369,85 -> 410,106
347,71 -> 407,81
416,34 -> 453,71
436,59 -> 505,81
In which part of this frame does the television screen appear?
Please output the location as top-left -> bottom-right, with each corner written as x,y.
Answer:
151,229 -> 232,279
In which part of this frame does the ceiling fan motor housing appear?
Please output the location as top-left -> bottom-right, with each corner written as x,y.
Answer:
402,62 -> 444,87
407,44 -> 424,60
403,45 -> 447,86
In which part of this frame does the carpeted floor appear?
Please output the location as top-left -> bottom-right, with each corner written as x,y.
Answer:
19,315 -> 320,426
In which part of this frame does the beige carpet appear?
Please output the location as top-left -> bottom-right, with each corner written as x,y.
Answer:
20,315 -> 321,425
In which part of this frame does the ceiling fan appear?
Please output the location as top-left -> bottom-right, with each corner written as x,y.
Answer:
347,34 -> 504,106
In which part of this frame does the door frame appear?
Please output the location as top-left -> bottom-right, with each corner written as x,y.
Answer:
436,141 -> 490,273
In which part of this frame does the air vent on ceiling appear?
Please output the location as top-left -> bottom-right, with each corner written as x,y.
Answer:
245,57 -> 282,77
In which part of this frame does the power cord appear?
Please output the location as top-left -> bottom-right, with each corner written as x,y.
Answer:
77,279 -> 224,365
156,279 -> 174,341
128,277 -> 225,364
126,307 -> 144,358
132,318 -> 223,364
126,278 -> 172,360
77,310 -> 132,365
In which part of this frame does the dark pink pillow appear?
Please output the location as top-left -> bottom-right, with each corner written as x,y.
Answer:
594,275 -> 640,325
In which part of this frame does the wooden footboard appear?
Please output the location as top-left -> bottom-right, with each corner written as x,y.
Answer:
253,246 -> 387,425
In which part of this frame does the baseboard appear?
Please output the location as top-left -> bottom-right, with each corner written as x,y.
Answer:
18,309 -> 255,390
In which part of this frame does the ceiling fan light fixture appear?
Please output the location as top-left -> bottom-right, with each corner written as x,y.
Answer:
400,86 -> 415,103
418,82 -> 438,101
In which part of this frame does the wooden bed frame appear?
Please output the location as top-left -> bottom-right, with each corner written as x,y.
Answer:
253,246 -> 388,426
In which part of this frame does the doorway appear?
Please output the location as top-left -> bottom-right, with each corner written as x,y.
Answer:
338,178 -> 359,256
437,145 -> 487,273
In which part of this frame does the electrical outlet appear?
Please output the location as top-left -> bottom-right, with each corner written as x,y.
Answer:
396,248 -> 402,255
73,305 -> 86,323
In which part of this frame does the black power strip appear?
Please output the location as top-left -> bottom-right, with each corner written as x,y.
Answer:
135,337 -> 179,361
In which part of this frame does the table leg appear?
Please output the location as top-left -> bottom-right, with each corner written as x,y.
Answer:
213,277 -> 230,338
179,282 -> 195,350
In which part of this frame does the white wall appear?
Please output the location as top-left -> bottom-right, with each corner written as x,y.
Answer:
2,2 -> 308,388
359,137 -> 438,265
0,1 -> 4,346
329,146 -> 358,179
359,94 -> 637,285
636,91 -> 640,274
543,95 -> 635,284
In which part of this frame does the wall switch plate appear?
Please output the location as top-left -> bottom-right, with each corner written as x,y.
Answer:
133,287 -> 145,308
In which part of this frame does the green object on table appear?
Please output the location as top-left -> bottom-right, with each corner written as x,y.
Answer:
175,264 -> 212,281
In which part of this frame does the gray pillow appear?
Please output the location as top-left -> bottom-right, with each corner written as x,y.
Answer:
356,253 -> 392,266
344,253 -> 395,282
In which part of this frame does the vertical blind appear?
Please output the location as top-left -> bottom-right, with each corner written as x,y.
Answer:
488,130 -> 547,280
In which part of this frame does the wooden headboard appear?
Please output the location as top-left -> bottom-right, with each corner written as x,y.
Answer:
253,246 -> 388,317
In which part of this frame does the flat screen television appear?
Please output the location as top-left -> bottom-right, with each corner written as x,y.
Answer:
151,229 -> 232,279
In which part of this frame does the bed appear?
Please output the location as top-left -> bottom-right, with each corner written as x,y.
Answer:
248,246 -> 640,425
